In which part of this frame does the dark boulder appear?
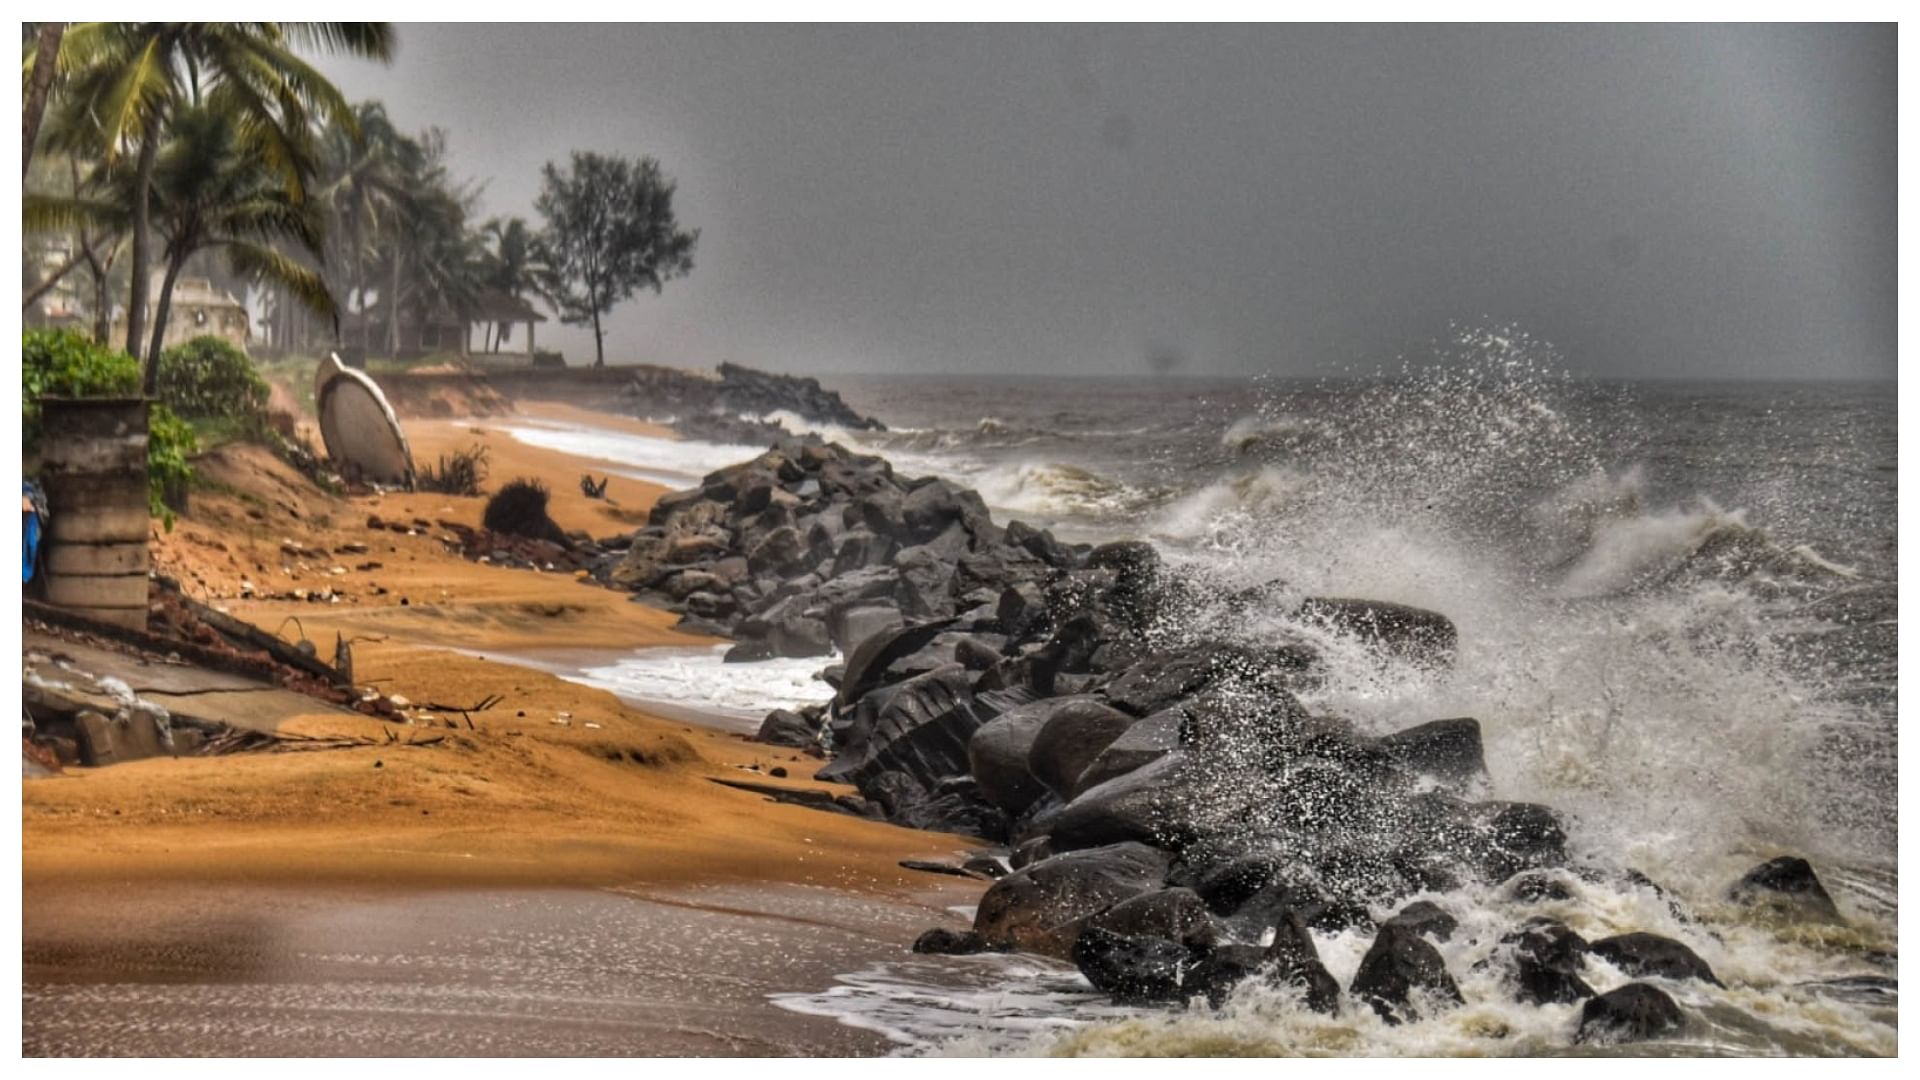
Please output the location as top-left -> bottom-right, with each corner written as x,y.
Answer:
973,841 -> 1171,959
1028,699 -> 1137,799
827,602 -> 906,656
1296,596 -> 1458,666
1495,918 -> 1594,1006
756,708 -> 820,749
1576,983 -> 1685,1045
1728,856 -> 1841,922
968,697 -> 1088,816
1384,900 -> 1458,943
1075,709 -> 1181,795
1071,926 -> 1197,1004
1506,870 -> 1577,903
1588,932 -> 1723,987
1262,909 -> 1344,1015
834,618 -> 958,709
1046,752 -> 1212,854
817,666 -> 979,794
1350,923 -> 1465,1024
1377,717 -> 1486,790
1086,887 -> 1220,951
912,928 -> 996,955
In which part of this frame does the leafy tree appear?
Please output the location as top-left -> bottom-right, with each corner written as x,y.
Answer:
533,151 -> 698,366
39,21 -> 393,386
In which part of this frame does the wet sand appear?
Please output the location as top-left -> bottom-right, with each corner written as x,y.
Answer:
23,394 -> 989,1056
24,878 -> 979,1056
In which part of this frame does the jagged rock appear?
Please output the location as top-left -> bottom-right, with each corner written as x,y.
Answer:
1506,869 -> 1576,903
1576,983 -> 1685,1045
1385,900 -> 1458,943
1028,699 -> 1136,799
1377,717 -> 1486,789
1262,908 -> 1343,1014
818,666 -> 978,791
1729,856 -> 1841,921
834,619 -> 958,709
1350,922 -> 1465,1023
1588,932 -> 1723,987
1009,835 -> 1055,870
973,842 -> 1171,958
1296,596 -> 1458,666
827,602 -> 906,656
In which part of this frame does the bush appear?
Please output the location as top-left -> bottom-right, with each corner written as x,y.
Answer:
419,443 -> 490,496
482,477 -> 568,544
157,336 -> 269,423
21,329 -> 197,527
22,328 -> 140,448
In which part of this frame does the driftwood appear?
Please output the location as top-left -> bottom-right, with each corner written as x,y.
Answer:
179,594 -> 350,688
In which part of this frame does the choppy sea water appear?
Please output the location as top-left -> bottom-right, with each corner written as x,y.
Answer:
499,331 -> 1897,1056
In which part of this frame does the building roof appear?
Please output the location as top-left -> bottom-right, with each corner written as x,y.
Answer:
162,277 -> 246,311
349,289 -> 548,326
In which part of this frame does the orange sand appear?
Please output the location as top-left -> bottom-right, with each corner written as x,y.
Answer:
24,398 -> 979,900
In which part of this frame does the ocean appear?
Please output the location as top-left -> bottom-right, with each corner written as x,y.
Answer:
493,332 -> 1897,1056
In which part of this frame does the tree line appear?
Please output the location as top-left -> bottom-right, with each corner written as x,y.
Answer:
22,21 -> 699,379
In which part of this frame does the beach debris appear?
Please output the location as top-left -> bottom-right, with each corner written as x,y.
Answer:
483,477 -> 571,546
312,353 -> 415,488
580,473 -> 610,499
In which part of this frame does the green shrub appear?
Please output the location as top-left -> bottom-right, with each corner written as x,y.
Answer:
146,404 -> 199,526
157,336 -> 269,423
22,328 -> 140,448
21,329 -> 197,526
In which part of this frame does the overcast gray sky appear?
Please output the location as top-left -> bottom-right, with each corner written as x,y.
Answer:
324,23 -> 1895,380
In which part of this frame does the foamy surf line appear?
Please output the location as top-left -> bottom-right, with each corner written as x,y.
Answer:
448,645 -> 837,734
459,418 -> 763,487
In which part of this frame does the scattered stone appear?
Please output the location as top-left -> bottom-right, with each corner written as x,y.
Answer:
1576,983 -> 1685,1045
1588,932 -> 1723,987
1728,856 -> 1841,922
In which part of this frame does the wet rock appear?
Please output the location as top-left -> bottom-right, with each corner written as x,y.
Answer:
1009,835 -> 1055,870
1262,909 -> 1344,1015
1492,917 -> 1594,1006
1086,887 -> 1220,951
973,841 -> 1171,958
1576,983 -> 1685,1045
1588,932 -> 1723,987
1046,752 -> 1209,854
756,708 -> 820,749
1296,596 -> 1458,666
1072,925 -> 1198,1004
1729,855 -> 1841,922
912,927 -> 996,955
1350,922 -> 1465,1024
1074,709 -> 1181,795
1384,900 -> 1458,943
1028,699 -> 1136,799
967,697 -> 1084,816
1377,717 -> 1486,789
1506,869 -> 1576,903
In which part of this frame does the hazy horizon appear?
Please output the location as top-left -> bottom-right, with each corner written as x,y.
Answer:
324,24 -> 1895,382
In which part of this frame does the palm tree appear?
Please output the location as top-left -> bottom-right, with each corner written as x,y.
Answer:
41,22 -> 392,389
22,22 -> 66,177
313,101 -> 409,352
26,103 -> 336,360
479,216 -> 543,352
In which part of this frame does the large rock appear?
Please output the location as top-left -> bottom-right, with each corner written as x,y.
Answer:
1028,699 -> 1136,799
1377,717 -> 1486,789
1085,887 -> 1219,951
1576,983 -> 1685,1045
1495,918 -> 1594,1006
973,842 -> 1171,958
1045,752 -> 1210,854
1588,932 -> 1723,987
756,708 -> 820,749
1074,709 -> 1181,795
967,697 -> 1089,816
816,667 -> 980,794
1262,908 -> 1343,1015
1728,856 -> 1841,922
1296,596 -> 1457,666
1349,922 -> 1464,1024
1071,925 -> 1198,1004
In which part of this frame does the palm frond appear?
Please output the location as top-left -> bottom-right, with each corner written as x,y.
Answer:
224,239 -> 337,317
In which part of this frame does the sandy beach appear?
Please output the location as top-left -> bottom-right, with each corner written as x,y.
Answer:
22,396 -> 986,1055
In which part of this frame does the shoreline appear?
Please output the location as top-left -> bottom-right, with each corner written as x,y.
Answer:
24,392 -> 992,1055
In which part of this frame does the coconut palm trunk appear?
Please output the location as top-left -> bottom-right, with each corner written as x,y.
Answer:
129,124 -> 160,388
23,23 -> 66,178
146,252 -> 188,368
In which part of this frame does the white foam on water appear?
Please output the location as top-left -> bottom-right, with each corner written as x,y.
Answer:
463,418 -> 762,487
565,644 -> 838,720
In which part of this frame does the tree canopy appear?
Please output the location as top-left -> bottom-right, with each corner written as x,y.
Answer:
533,151 -> 698,367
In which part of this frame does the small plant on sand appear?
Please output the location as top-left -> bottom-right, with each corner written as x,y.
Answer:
419,444 -> 490,496
483,477 -> 569,545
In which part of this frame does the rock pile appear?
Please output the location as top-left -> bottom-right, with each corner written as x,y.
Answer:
605,437 -> 1843,1045
620,362 -> 885,444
